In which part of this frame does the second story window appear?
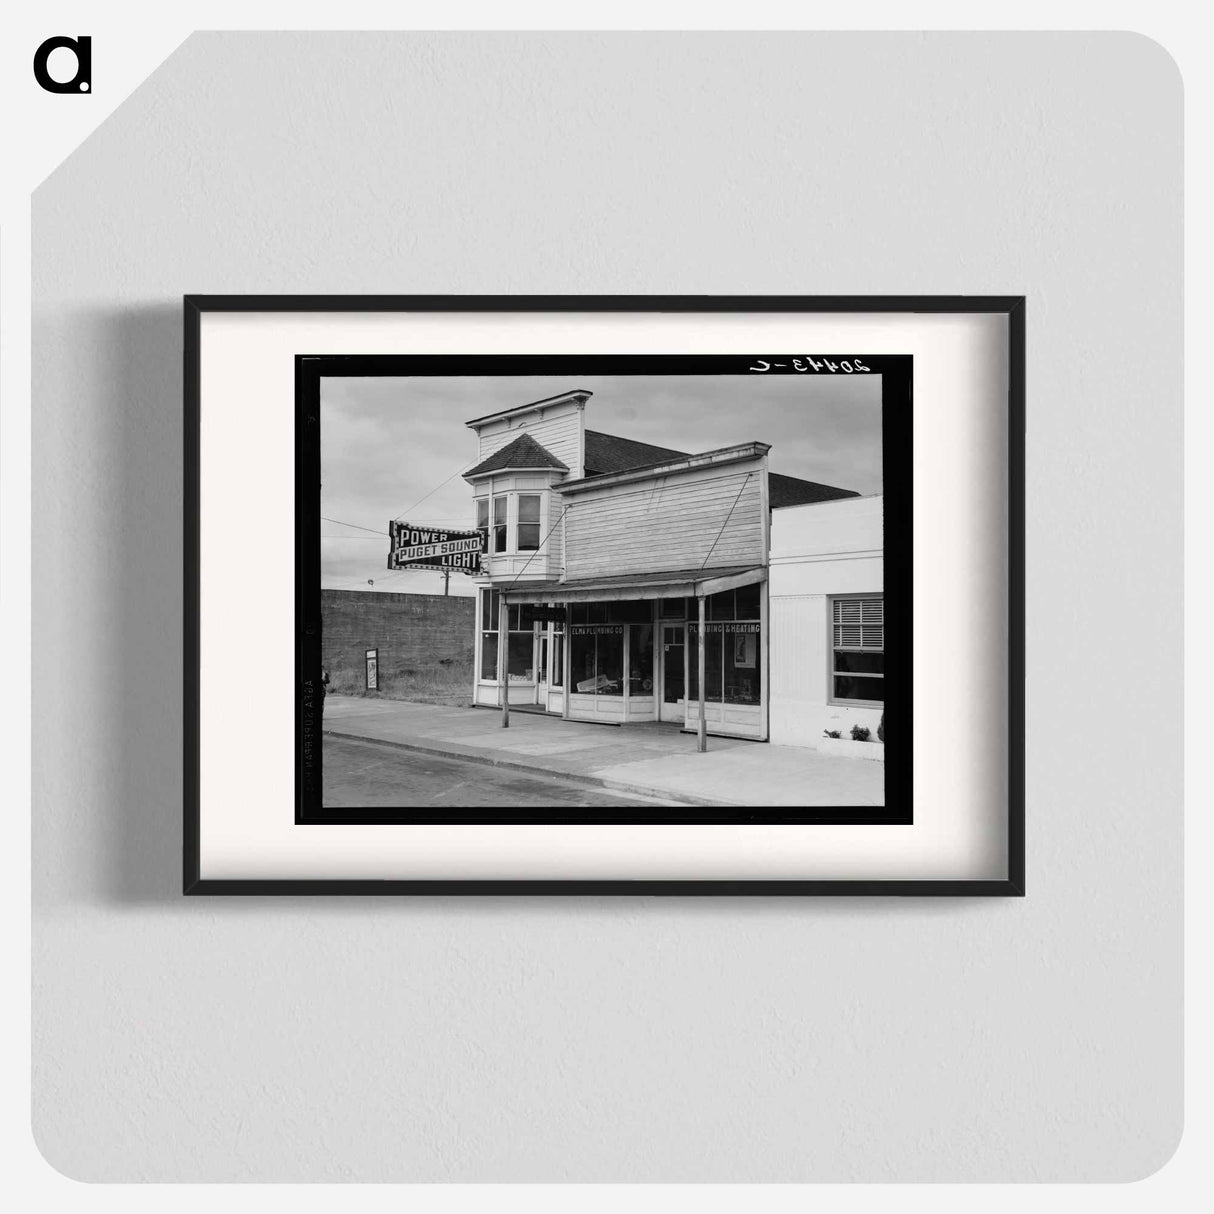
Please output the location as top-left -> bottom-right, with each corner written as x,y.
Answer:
517,494 -> 541,551
477,491 -> 547,556
492,495 -> 508,553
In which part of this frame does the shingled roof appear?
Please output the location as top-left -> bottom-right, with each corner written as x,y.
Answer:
584,429 -> 859,506
464,433 -> 569,479
583,430 -> 690,477
769,472 -> 859,507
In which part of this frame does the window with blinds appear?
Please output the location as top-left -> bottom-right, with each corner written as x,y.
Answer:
831,596 -> 884,703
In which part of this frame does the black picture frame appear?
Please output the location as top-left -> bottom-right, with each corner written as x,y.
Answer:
184,295 -> 1025,896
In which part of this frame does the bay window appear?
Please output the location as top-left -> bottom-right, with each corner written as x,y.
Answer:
492,495 -> 508,553
476,491 -> 546,555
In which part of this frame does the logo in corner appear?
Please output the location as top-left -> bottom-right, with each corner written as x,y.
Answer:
33,35 -> 91,94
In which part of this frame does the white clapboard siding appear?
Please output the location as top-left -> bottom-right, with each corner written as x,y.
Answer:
546,505 -> 565,577
563,468 -> 763,579
476,406 -> 583,476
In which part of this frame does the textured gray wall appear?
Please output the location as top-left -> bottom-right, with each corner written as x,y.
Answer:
32,33 -> 1182,1181
320,589 -> 474,695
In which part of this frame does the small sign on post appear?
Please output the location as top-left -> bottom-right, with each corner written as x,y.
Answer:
365,648 -> 378,691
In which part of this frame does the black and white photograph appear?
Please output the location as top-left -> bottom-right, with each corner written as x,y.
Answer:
300,354 -> 912,822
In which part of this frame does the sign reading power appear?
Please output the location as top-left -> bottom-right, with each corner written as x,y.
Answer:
388,522 -> 486,572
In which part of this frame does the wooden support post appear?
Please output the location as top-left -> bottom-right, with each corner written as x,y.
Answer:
562,604 -> 572,720
498,592 -> 509,728
697,593 -> 707,753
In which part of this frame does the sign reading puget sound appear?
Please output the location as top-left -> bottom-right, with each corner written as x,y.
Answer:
388,522 -> 486,573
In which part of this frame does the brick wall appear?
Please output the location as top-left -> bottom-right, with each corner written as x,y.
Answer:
321,589 -> 474,695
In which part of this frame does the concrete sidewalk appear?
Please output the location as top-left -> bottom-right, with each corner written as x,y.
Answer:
323,696 -> 883,808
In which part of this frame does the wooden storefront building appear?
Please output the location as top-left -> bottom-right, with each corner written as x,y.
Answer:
464,390 -> 858,743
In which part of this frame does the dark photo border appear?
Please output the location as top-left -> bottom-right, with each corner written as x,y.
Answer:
184,296 -> 1024,896
296,353 -> 911,828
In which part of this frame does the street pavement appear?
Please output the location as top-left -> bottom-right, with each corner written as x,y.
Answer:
323,695 -> 884,808
324,734 -> 680,808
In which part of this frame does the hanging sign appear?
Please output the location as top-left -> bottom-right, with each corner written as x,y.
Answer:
388,522 -> 486,572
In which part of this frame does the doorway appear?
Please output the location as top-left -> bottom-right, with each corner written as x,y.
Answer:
659,623 -> 686,723
535,622 -> 565,715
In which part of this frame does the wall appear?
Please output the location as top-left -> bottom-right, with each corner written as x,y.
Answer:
769,497 -> 884,747
320,589 -> 473,695
32,32 -> 1181,1182
769,596 -> 884,746
474,397 -> 585,476
563,455 -> 765,580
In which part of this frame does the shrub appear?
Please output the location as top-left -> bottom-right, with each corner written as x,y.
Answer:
850,724 -> 871,742
877,713 -> 884,742
823,729 -> 842,739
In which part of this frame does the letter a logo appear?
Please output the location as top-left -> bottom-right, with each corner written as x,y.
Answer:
34,35 -> 92,94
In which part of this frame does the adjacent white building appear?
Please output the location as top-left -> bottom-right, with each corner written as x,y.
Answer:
769,495 -> 884,748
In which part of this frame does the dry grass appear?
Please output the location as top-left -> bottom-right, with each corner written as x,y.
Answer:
326,663 -> 473,707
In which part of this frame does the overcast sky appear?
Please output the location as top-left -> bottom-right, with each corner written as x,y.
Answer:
321,374 -> 883,595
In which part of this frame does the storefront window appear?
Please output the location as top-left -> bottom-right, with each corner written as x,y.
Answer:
723,624 -> 760,705
734,582 -> 761,619
570,625 -> 624,695
507,633 -> 533,680
687,584 -> 762,705
607,599 -> 652,623
479,587 -> 498,680
628,624 -> 654,696
506,601 -> 538,682
552,626 -> 564,687
480,631 -> 498,682
570,602 -> 608,626
706,628 -> 726,703
480,590 -> 540,682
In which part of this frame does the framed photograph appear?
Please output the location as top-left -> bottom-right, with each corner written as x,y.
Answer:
185,296 -> 1023,894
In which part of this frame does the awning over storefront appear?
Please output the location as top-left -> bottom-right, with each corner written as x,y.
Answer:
500,565 -> 766,605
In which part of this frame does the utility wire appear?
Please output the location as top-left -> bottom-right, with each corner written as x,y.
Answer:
321,516 -> 385,536
507,505 -> 569,588
392,460 -> 478,522
699,472 -> 753,570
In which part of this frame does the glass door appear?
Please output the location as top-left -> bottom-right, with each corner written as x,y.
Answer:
541,622 -> 565,715
535,630 -> 548,707
659,623 -> 686,723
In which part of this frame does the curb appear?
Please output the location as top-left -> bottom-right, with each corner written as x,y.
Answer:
323,729 -> 740,809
